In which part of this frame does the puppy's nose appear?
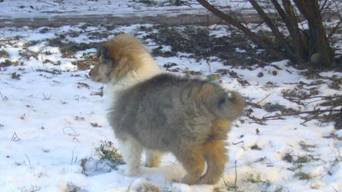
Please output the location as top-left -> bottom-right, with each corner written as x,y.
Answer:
88,70 -> 93,76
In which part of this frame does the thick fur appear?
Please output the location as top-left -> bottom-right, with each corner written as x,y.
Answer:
89,34 -> 245,185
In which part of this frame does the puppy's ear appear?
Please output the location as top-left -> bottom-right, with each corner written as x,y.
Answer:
97,45 -> 112,65
114,57 -> 131,80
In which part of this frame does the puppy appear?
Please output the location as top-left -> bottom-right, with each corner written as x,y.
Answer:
89,34 -> 245,185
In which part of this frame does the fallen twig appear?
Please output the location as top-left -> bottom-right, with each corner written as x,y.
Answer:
263,109 -> 341,119
36,69 -> 62,75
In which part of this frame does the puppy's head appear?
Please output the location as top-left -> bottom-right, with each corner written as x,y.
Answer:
89,34 -> 149,83
199,84 -> 245,120
215,90 -> 245,120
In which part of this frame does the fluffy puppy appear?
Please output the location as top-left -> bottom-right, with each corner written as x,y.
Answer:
89,34 -> 245,185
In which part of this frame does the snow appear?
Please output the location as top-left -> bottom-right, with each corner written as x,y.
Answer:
0,0 -> 242,19
0,17 -> 341,192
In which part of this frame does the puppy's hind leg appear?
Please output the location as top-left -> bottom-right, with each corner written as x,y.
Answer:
198,140 -> 227,185
145,149 -> 162,168
118,136 -> 143,176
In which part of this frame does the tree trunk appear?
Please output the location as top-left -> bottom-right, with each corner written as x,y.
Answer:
288,0 -> 333,67
280,0 -> 308,63
197,0 -> 335,68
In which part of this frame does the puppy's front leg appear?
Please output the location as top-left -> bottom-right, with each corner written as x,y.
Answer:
199,140 -> 226,184
118,136 -> 143,176
174,146 -> 205,185
145,149 -> 162,168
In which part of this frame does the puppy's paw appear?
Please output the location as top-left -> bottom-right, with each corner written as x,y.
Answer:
180,174 -> 200,185
118,165 -> 141,176
144,161 -> 160,168
198,175 -> 218,185
117,165 -> 126,174
127,168 -> 141,176
171,177 -> 181,183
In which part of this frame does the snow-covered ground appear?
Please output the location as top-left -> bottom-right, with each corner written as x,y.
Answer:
0,23 -> 341,192
0,0 -> 254,27
1,0 -> 339,19
0,0 -> 246,19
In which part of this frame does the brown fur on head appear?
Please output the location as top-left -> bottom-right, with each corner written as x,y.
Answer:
89,33 -> 154,83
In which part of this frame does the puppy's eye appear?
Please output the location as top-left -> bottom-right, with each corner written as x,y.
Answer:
96,46 -> 106,58
217,97 -> 226,108
99,56 -> 112,66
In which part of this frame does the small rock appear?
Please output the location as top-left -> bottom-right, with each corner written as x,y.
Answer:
257,72 -> 264,78
272,70 -> 278,76
282,153 -> 293,163
256,128 -> 260,135
11,72 -> 21,80
310,53 -> 320,65
250,144 -> 262,150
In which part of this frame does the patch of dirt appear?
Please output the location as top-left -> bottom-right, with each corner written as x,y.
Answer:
132,0 -> 187,7
144,25 -> 282,66
0,49 -> 9,58
87,31 -> 113,40
72,54 -> 97,70
0,60 -> 19,67
47,36 -> 100,58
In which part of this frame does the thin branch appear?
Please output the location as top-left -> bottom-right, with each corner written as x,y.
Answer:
270,0 -> 288,22
282,0 -> 307,62
196,0 -> 273,51
270,0 -> 305,62
256,93 -> 272,105
320,0 -> 330,11
248,0 -> 294,58
263,109 -> 341,119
